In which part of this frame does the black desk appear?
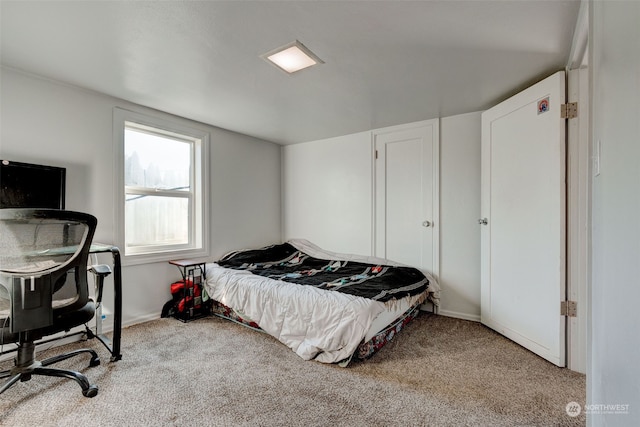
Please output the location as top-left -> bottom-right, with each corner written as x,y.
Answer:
89,244 -> 122,362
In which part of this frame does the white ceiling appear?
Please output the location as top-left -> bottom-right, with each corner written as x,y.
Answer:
1,1 -> 580,145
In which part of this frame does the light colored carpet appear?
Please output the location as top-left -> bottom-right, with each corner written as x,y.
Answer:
0,313 -> 585,426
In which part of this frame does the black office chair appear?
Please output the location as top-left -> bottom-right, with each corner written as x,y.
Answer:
0,209 -> 101,397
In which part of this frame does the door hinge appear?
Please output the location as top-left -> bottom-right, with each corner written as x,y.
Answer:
375,150 -> 379,159
560,300 -> 577,317
561,102 -> 578,119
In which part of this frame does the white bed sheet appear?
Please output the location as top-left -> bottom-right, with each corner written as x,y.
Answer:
205,264 -> 385,363
204,239 -> 440,364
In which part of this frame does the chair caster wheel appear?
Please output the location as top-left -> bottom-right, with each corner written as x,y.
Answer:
89,356 -> 101,367
83,385 -> 99,398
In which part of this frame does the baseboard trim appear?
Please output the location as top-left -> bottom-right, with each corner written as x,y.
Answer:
0,329 -> 86,362
0,313 -> 163,362
125,312 -> 161,327
100,312 -> 161,334
437,309 -> 481,322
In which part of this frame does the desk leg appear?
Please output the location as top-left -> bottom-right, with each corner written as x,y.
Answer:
110,247 -> 123,362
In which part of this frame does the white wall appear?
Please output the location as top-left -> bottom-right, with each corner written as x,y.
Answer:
282,131 -> 372,255
282,113 -> 481,320
439,112 -> 482,321
589,1 -> 640,425
0,67 -> 282,327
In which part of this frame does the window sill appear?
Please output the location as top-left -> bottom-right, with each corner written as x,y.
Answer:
120,247 -> 210,267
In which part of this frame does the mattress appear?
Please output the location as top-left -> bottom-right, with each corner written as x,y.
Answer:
204,239 -> 440,364
210,298 -> 424,366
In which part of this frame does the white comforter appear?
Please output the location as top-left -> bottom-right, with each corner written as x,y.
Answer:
204,239 -> 440,364
205,265 -> 385,363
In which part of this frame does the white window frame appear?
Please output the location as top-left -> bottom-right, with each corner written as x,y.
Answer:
113,107 -> 209,265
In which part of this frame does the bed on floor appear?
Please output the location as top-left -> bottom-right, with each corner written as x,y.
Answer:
203,239 -> 440,366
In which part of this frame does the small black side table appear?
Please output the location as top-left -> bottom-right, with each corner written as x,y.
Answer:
168,259 -> 210,322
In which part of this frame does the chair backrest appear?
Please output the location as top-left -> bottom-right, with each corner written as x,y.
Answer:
0,209 -> 97,334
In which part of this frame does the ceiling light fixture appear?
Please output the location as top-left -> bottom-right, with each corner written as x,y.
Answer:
261,40 -> 324,74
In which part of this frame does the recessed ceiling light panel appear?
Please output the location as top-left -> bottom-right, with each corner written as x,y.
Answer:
261,40 -> 324,74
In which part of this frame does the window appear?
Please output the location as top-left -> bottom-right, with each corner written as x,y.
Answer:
114,108 -> 209,264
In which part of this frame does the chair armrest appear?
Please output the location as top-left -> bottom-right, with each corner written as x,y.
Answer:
89,264 -> 112,304
89,264 -> 112,277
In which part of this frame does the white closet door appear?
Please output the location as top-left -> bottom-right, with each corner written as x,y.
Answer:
374,119 -> 439,278
480,71 -> 566,366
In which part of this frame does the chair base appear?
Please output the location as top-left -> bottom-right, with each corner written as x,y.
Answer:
0,341 -> 100,398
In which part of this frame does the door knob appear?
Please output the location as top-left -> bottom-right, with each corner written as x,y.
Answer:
422,220 -> 432,227
478,218 -> 488,225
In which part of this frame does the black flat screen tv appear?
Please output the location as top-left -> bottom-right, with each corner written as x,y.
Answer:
0,160 -> 66,209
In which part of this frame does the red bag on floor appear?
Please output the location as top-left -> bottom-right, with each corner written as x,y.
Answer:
172,279 -> 201,312
161,279 -> 201,318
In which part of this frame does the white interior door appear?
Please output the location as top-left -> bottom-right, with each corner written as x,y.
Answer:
374,119 -> 439,278
480,71 -> 566,366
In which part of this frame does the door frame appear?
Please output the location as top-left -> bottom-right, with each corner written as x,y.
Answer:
371,119 -> 440,281
565,0 -> 589,373
566,67 -> 589,374
566,0 -> 590,374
